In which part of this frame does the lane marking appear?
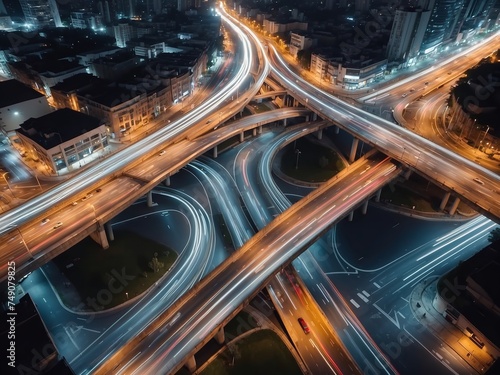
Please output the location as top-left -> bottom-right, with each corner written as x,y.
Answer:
357,293 -> 369,303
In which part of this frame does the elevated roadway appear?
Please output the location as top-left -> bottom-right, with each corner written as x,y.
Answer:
0,8 -> 273,282
267,39 -> 500,222
93,153 -> 401,374
0,107 -> 314,281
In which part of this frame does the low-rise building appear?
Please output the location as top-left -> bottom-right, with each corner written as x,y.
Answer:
16,108 -> 107,173
8,59 -> 87,97
89,50 -> 141,80
50,73 -> 104,111
70,11 -> 104,30
434,245 -> 500,363
0,79 -> 52,135
311,50 -> 387,89
78,81 -> 171,138
288,31 -> 315,58
263,18 -> 307,35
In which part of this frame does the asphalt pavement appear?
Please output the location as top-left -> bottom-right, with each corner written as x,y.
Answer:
409,277 -> 495,374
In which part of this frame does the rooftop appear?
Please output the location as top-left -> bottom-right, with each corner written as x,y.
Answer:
50,73 -> 104,94
17,108 -> 102,149
0,79 -> 45,108
30,59 -> 85,75
82,86 -> 139,108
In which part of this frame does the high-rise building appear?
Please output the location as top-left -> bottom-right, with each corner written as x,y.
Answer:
0,0 -> 7,14
419,0 -> 465,54
114,22 -> 135,47
355,0 -> 370,12
153,0 -> 161,15
97,0 -> 112,23
452,0 -> 497,38
177,0 -> 187,12
387,7 -> 431,63
19,0 -> 62,28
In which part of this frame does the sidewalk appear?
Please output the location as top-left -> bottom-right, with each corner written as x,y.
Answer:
409,277 -> 495,374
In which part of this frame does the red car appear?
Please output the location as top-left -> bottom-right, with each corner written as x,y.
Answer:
298,318 -> 310,334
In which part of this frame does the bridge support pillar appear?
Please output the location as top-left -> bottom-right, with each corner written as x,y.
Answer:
240,132 -> 245,142
349,138 -> 359,163
404,169 -> 412,180
283,118 -> 287,127
147,191 -> 157,207
334,126 -> 340,134
317,129 -> 323,140
90,223 -> 109,249
439,192 -> 451,211
361,200 -> 369,215
213,145 -> 218,158
215,327 -> 225,344
185,356 -> 196,373
449,197 -> 461,215
258,125 -> 262,134
252,128 -> 257,136
105,222 -> 114,241
164,176 -> 171,186
374,189 -> 382,202
312,113 -> 317,121
348,211 -> 354,222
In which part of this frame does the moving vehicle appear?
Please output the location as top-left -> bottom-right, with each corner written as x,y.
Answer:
53,221 -> 63,229
298,317 -> 310,334
473,178 -> 484,185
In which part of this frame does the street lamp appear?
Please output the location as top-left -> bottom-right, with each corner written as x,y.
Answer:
295,149 -> 301,170
90,204 -> 97,220
17,228 -> 32,257
32,171 -> 42,191
415,151 -> 422,168
1,171 -> 15,198
45,132 -> 65,174
479,125 -> 490,148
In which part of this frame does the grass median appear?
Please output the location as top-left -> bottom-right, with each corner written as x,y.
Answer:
52,230 -> 177,310
281,136 -> 344,182
200,329 -> 302,375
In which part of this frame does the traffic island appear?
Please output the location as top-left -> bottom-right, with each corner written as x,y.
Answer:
280,136 -> 345,183
198,329 -> 303,375
50,230 -> 177,311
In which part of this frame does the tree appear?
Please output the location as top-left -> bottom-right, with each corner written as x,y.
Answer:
488,228 -> 500,242
148,252 -> 164,273
296,49 -> 312,69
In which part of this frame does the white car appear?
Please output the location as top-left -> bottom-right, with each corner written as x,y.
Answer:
41,218 -> 50,225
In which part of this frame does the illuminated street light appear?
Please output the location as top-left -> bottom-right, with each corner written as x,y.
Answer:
295,148 -> 301,169
479,125 -> 490,148
2,171 -> 15,198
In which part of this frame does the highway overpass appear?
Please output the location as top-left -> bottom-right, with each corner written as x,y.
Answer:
266,40 -> 500,223
93,152 -> 401,375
